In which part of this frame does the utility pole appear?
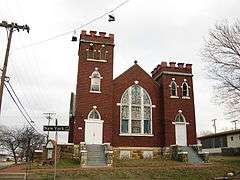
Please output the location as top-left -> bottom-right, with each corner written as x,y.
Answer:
212,118 -> 217,148
0,21 -> 30,115
54,118 -> 58,180
43,112 -> 56,142
231,120 -> 238,130
212,118 -> 217,134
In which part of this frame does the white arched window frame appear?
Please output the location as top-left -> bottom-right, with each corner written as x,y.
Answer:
119,84 -> 154,136
88,108 -> 101,120
172,110 -> 189,125
169,78 -> 178,98
89,68 -> 103,93
181,79 -> 190,99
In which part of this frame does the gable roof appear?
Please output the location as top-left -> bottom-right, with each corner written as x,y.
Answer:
113,63 -> 160,87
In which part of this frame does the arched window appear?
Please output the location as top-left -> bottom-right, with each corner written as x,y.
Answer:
88,108 -> 101,120
182,81 -> 189,97
89,68 -> 102,92
120,84 -> 152,135
170,79 -> 178,97
175,113 -> 185,123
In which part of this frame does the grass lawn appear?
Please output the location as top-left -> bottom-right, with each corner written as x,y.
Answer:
24,156 -> 240,179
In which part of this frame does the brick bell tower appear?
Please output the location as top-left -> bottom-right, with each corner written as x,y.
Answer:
72,30 -> 114,144
152,62 -> 197,147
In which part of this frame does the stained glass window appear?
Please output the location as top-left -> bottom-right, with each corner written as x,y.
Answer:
132,120 -> 141,133
121,106 -> 129,119
121,90 -> 129,104
144,107 -> 151,120
182,82 -> 189,96
120,85 -> 152,134
131,85 -> 141,105
143,90 -> 150,105
121,119 -> 128,133
89,109 -> 100,119
144,120 -> 151,134
131,106 -> 141,120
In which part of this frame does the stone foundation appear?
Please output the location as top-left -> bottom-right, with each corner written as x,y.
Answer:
113,147 -> 161,160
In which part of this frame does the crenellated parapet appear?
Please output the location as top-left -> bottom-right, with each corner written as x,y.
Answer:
80,30 -> 114,44
151,61 -> 192,79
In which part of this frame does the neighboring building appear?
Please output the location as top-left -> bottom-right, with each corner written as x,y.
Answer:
68,30 -> 197,158
198,129 -> 240,154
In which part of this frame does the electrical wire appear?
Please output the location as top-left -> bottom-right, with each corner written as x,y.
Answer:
4,82 -> 41,134
14,0 -> 130,50
6,81 -> 35,124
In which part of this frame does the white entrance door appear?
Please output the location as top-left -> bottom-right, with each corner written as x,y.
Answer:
84,120 -> 103,144
175,123 -> 187,146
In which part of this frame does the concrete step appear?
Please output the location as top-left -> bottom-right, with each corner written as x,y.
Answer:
179,146 -> 204,164
86,144 -> 106,166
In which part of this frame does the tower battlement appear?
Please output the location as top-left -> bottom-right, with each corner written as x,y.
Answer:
80,30 -> 114,44
151,61 -> 192,79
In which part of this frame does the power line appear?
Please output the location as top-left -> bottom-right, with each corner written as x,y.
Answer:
4,81 -> 40,134
6,81 -> 35,124
14,0 -> 130,50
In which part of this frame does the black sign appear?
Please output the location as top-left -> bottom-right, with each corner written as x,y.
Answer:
43,126 -> 69,131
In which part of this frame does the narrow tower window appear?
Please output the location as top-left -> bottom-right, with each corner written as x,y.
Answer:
182,81 -> 189,97
89,68 -> 102,92
170,78 -> 178,97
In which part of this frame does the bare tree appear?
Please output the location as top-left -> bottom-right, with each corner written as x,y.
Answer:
19,126 -> 45,162
202,19 -> 240,119
0,126 -> 22,164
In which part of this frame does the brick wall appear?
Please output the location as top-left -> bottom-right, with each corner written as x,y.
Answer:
73,30 -> 114,144
152,62 -> 197,146
112,64 -> 163,147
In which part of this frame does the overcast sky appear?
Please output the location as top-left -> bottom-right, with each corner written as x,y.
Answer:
0,0 -> 239,143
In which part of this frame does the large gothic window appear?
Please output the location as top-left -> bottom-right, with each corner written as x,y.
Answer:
120,85 -> 152,135
89,68 -> 102,92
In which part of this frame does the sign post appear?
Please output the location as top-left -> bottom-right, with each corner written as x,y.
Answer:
43,123 -> 69,180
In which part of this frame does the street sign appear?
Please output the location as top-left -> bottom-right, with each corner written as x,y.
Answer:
43,126 -> 69,131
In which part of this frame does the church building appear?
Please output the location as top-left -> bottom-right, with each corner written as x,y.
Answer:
68,30 -> 197,159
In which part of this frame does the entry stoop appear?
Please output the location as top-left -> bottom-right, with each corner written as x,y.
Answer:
178,146 -> 204,163
86,144 -> 106,166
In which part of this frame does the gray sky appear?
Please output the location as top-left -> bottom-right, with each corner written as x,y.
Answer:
0,0 -> 239,143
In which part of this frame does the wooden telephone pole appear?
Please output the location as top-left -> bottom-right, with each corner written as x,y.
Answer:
231,120 -> 238,130
0,21 -> 30,115
43,112 -> 56,142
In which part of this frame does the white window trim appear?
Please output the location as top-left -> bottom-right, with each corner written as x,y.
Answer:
170,96 -> 179,99
87,58 -> 107,63
87,108 -> 101,120
181,81 -> 190,98
170,80 -> 178,97
119,85 -> 153,136
182,96 -> 190,99
89,90 -> 102,94
84,119 -> 104,123
89,69 -> 103,93
172,122 -> 190,125
119,133 -> 154,137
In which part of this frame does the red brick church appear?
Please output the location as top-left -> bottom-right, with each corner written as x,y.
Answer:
68,30 -> 197,158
